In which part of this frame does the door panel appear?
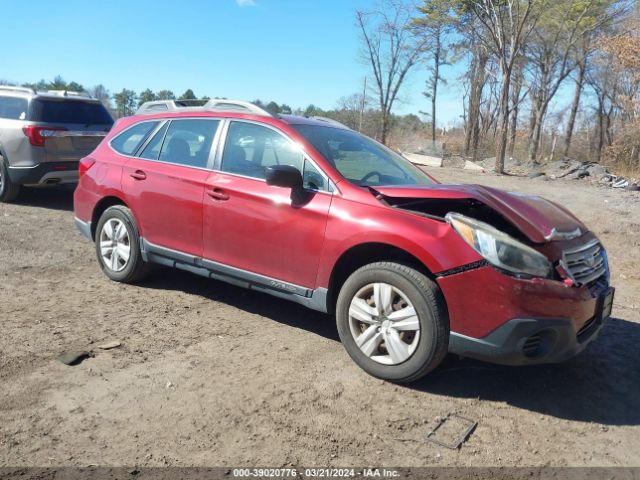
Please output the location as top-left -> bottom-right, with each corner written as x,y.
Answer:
122,159 -> 209,256
121,118 -> 221,257
203,172 -> 331,288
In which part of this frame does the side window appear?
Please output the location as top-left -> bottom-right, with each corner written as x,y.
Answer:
111,121 -> 159,155
303,158 -> 329,192
158,119 -> 220,168
0,96 -> 28,120
139,122 -> 169,160
221,122 -> 303,180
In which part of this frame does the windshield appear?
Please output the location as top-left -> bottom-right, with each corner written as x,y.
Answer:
29,99 -> 113,126
293,124 -> 433,187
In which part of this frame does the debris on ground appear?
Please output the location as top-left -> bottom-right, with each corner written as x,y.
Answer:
425,414 -> 478,450
401,151 -> 443,167
414,154 -> 640,191
463,160 -> 485,172
97,340 -> 122,350
56,351 -> 94,366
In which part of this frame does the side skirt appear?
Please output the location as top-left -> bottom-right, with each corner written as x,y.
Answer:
139,238 -> 329,313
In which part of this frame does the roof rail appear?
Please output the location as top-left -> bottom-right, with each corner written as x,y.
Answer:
310,116 -> 350,129
45,90 -> 93,99
0,85 -> 36,95
136,99 -> 275,117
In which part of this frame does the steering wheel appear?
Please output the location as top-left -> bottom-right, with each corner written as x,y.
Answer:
360,171 -> 382,183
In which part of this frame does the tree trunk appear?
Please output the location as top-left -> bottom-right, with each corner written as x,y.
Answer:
562,61 -> 586,159
380,109 -> 390,145
431,32 -> 441,143
596,101 -> 605,163
529,114 -> 543,163
464,51 -> 487,158
507,76 -> 522,160
527,89 -> 548,164
495,70 -> 511,174
550,133 -> 558,160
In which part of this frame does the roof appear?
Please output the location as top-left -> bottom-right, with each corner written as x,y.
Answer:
136,99 -> 351,130
0,85 -> 100,102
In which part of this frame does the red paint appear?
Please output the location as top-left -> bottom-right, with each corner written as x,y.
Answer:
74,110 -> 607,342
202,171 -> 332,286
438,266 -> 598,338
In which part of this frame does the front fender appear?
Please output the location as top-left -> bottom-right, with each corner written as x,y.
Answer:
315,197 -> 482,288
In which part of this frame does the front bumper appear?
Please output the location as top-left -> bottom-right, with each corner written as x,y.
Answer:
8,161 -> 79,186
438,263 -> 613,365
448,308 -> 608,366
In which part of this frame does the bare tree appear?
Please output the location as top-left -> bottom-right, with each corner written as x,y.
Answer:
507,60 -> 528,159
467,0 -> 540,173
525,0 -> 617,164
356,0 -> 431,145
413,0 -> 456,142
462,26 -> 490,160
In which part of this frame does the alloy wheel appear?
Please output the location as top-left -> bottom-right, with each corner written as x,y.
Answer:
99,218 -> 131,272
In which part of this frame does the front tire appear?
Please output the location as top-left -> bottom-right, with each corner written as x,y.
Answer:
95,205 -> 149,283
336,262 -> 449,383
0,156 -> 21,203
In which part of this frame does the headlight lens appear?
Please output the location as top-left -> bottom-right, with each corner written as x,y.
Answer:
446,212 -> 552,278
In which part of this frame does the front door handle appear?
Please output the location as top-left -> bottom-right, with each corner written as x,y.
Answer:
207,188 -> 229,201
130,170 -> 147,180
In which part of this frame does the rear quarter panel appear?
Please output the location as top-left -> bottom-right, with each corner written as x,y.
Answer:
73,145 -> 128,226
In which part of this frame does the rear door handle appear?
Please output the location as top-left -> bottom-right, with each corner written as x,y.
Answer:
207,187 -> 230,201
130,170 -> 147,180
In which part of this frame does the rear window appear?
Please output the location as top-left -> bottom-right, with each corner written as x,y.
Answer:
29,99 -> 113,125
111,121 -> 160,156
0,96 -> 28,120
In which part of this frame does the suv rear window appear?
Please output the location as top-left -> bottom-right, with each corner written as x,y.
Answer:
0,96 -> 28,120
29,99 -> 113,125
111,121 -> 160,156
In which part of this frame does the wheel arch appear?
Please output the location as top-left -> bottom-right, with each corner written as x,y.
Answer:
0,143 -> 9,164
326,242 -> 438,314
91,195 -> 132,240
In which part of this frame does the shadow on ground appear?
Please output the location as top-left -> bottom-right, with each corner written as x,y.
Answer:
13,186 -> 75,212
139,267 -> 339,341
138,268 -> 640,427
414,316 -> 640,426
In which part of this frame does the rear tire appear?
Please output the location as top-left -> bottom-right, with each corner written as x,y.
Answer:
0,156 -> 21,203
95,205 -> 149,283
336,262 -> 449,383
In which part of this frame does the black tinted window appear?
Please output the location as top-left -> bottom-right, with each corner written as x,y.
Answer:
0,96 -> 28,120
30,99 -> 113,125
111,121 -> 159,155
158,119 -> 220,168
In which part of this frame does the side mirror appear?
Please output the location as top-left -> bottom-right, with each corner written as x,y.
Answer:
265,165 -> 303,189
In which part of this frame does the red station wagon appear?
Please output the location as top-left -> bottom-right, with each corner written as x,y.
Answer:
73,99 -> 614,382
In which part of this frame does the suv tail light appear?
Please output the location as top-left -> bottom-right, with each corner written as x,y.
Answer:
22,125 -> 67,147
79,157 -> 96,179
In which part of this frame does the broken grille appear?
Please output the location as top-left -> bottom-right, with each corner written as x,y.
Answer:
562,240 -> 608,286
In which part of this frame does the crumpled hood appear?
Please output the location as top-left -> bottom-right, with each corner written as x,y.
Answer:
373,184 -> 586,243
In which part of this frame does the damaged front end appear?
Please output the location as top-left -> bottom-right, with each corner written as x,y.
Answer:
371,183 -> 601,285
371,184 -> 614,365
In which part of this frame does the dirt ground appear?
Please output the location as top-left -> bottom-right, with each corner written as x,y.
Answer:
1,168 -> 639,469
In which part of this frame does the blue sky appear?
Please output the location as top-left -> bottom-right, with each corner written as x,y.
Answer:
3,0 -> 465,125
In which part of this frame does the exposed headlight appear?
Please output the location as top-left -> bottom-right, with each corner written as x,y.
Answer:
446,212 -> 552,278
